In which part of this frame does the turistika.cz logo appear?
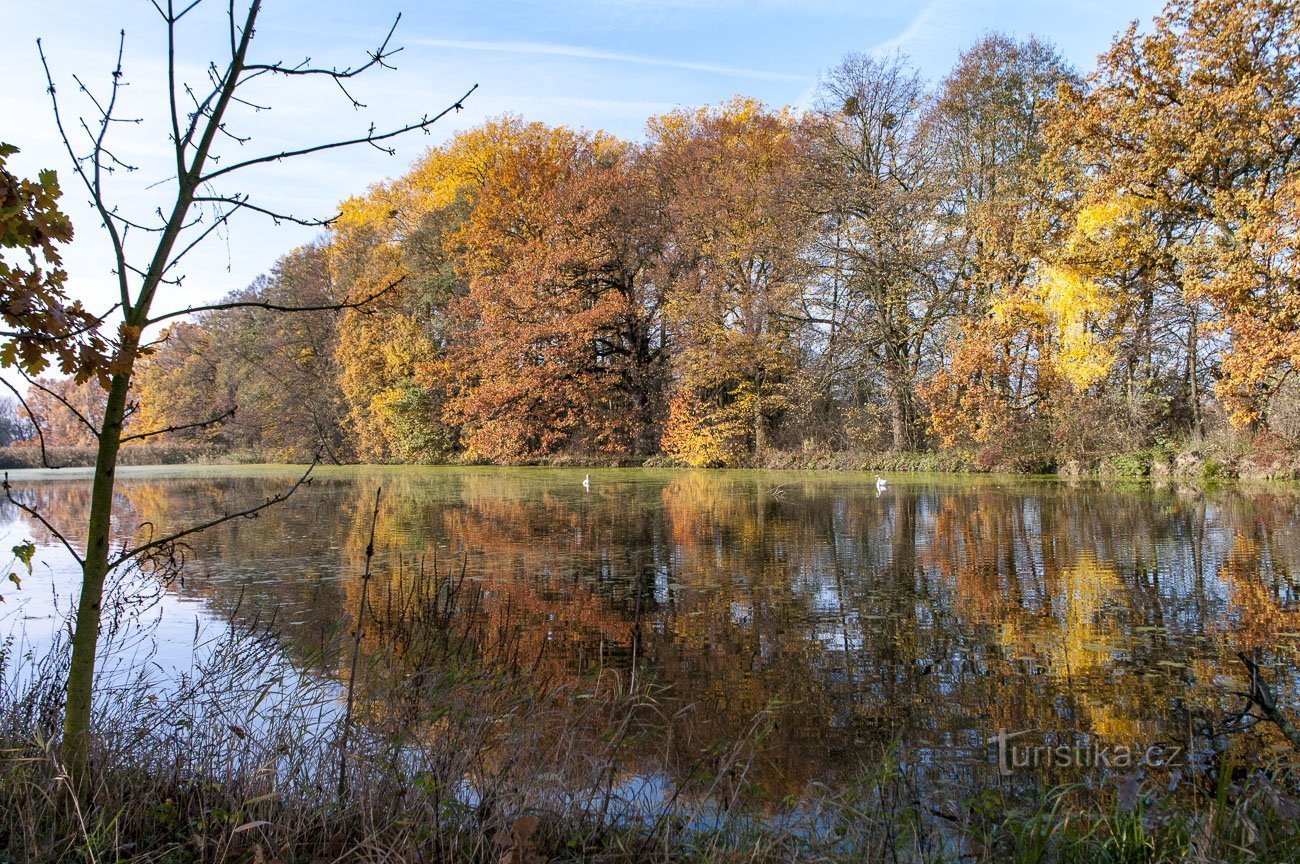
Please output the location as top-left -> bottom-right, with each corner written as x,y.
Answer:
992,729 -> 1187,776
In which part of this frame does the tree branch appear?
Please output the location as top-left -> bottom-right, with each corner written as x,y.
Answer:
37,33 -> 135,314
3,474 -> 85,565
144,276 -> 404,326
120,406 -> 236,443
0,379 -> 60,470
192,194 -> 335,227
197,83 -> 478,184
110,458 -> 317,569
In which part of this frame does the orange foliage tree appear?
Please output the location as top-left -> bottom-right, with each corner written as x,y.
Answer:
1055,0 -> 1300,429
442,119 -> 667,462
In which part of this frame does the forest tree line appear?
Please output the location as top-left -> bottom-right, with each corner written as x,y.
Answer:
26,0 -> 1300,470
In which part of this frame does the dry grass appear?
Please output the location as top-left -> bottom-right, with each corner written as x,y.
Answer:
3,561 -> 1300,863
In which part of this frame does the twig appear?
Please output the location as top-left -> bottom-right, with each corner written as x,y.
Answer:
144,276 -> 405,326
119,406 -> 236,443
3,473 -> 84,565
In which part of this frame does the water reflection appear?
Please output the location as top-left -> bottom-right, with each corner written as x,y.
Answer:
3,466 -> 1298,801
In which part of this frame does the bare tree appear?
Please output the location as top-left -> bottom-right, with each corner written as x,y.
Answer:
0,396 -> 35,446
806,53 -> 947,450
17,0 -> 475,789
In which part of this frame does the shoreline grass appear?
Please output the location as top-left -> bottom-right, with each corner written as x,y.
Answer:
4,433 -> 1296,483
4,560 -> 1300,862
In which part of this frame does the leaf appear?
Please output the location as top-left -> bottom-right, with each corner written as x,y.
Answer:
12,541 -> 34,573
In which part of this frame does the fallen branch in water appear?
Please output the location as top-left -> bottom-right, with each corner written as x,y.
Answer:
1238,651 -> 1300,751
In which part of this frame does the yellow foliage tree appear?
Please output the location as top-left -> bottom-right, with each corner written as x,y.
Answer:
649,98 -> 814,464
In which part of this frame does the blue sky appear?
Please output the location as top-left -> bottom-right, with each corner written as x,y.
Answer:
5,0 -> 1164,321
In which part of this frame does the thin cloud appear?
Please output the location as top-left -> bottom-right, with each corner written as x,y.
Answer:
872,0 -> 947,55
411,37 -> 808,82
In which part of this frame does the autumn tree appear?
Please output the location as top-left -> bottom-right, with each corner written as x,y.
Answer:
917,36 -> 1159,464
19,0 -> 474,789
443,119 -> 667,462
24,376 -> 109,448
927,35 -> 1073,319
804,54 -> 951,451
1058,0 -> 1300,430
329,133 -> 473,463
133,242 -> 350,460
131,321 -> 229,446
651,98 -> 816,466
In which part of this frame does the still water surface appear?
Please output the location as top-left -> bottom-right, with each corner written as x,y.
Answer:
3,465 -> 1299,798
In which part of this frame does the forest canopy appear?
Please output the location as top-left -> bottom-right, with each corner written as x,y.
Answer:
92,0 -> 1300,470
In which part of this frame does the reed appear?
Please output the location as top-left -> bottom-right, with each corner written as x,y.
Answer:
3,558 -> 1299,863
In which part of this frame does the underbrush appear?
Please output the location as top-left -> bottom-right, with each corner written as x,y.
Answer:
755,448 -> 980,473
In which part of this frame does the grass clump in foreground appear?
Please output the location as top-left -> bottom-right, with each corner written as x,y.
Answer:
2,563 -> 1300,863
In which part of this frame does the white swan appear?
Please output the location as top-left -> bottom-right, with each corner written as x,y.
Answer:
875,474 -> 888,492
583,473 -> 591,491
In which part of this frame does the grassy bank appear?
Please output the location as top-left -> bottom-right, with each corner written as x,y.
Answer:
6,649 -> 1300,862
0,444 -> 266,470
4,427 -> 1296,482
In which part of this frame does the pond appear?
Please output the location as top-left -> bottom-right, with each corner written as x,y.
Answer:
3,465 -> 1299,803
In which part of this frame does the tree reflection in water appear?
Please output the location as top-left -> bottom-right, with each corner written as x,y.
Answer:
4,466 -> 1298,804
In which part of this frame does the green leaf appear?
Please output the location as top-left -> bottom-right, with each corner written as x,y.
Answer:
11,541 -> 35,573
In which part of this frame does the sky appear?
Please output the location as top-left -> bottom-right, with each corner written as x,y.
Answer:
5,0 -> 1166,327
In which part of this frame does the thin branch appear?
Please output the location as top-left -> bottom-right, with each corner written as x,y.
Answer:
192,194 -> 335,227
198,83 -> 478,184
3,474 -> 85,565
120,406 -> 237,443
144,276 -> 404,326
110,458 -> 317,568
0,379 -> 60,470
160,202 -> 241,276
37,34 -> 134,313
243,13 -> 402,82
106,208 -> 168,233
338,485 -> 382,800
163,0 -> 185,180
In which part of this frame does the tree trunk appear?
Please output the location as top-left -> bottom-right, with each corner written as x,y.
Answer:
61,368 -> 132,788
753,399 -> 767,458
888,371 -> 916,451
1187,305 -> 1202,438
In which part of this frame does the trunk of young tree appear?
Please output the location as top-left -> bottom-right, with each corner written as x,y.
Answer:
61,368 -> 131,785
55,9 -> 247,786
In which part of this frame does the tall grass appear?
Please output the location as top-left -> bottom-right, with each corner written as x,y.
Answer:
2,556 -> 1299,862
